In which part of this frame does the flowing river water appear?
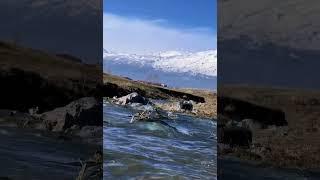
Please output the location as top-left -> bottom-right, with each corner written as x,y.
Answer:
0,127 -> 97,179
1,102 -> 316,179
103,103 -> 217,179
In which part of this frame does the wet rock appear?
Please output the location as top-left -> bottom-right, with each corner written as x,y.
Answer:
115,92 -> 148,105
130,108 -> 168,123
128,103 -> 154,111
179,100 -> 193,111
130,111 -> 153,123
40,97 -> 101,132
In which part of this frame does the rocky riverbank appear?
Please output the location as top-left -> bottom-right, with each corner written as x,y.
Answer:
0,97 -> 103,179
218,85 -> 320,171
0,41 -> 104,179
0,97 -> 102,145
103,73 -> 217,119
0,41 -> 105,142
105,90 -> 216,121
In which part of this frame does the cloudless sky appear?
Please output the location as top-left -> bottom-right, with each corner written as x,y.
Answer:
104,0 -> 216,32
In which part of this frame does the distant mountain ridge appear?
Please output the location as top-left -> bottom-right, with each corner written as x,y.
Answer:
103,49 -> 217,77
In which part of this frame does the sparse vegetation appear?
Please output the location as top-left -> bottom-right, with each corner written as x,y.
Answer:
219,85 -> 320,169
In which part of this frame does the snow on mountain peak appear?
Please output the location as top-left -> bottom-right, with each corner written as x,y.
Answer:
158,51 -> 184,58
103,49 -> 217,77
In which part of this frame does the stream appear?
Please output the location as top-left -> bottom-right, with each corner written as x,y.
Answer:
0,127 -> 97,179
103,103 -> 217,179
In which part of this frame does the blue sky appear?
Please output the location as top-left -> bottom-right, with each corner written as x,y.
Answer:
103,0 -> 216,54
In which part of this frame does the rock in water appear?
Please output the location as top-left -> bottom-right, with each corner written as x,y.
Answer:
130,109 -> 167,123
40,97 -> 101,132
130,111 -> 152,123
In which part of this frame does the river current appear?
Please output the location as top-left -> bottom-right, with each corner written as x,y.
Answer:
103,103 -> 217,179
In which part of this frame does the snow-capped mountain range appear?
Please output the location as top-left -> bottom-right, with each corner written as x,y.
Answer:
103,49 -> 217,77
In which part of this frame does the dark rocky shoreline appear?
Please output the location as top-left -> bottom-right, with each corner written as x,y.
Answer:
0,97 -> 103,179
105,92 -> 215,122
218,96 -> 291,166
104,73 -> 217,119
0,41 -> 104,178
218,85 -> 320,171
0,97 -> 102,144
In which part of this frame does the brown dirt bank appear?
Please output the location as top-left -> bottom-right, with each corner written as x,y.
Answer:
219,85 -> 320,169
104,74 -> 217,119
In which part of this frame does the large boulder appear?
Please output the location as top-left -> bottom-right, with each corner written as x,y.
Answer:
40,97 -> 101,132
115,92 -> 148,105
179,100 -> 193,111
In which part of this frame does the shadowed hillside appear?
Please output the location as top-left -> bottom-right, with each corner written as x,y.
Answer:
0,41 -> 102,112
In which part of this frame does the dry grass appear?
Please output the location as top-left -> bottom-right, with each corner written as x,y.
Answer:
220,85 -> 320,169
103,73 -> 171,99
